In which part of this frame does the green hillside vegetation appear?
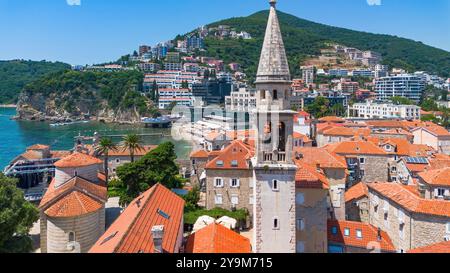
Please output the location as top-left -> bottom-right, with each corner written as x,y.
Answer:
22,70 -> 154,116
203,10 -> 450,83
0,60 -> 70,103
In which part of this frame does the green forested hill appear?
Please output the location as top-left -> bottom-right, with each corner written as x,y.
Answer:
203,10 -> 450,81
0,60 -> 71,103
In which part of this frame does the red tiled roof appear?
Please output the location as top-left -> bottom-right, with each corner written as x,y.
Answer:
418,168 -> 450,187
319,116 -> 345,123
27,144 -> 50,150
368,182 -> 450,218
190,149 -> 209,158
205,140 -> 254,170
89,183 -> 185,253
295,147 -> 347,169
328,220 -> 396,252
295,161 -> 329,189
408,241 -> 450,253
185,223 -> 251,253
345,182 -> 368,203
412,124 -> 450,137
45,191 -> 103,218
321,127 -> 370,137
39,177 -> 107,217
325,141 -> 388,156
293,132 -> 312,143
54,152 -> 102,168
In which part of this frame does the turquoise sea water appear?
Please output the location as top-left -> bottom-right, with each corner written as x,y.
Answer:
0,107 -> 192,169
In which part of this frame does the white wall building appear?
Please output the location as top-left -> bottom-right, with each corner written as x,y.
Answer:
225,87 -> 257,112
348,101 -> 421,120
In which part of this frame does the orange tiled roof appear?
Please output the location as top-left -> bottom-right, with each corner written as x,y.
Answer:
27,144 -> 50,150
19,150 -> 43,160
366,120 -> 408,129
295,147 -> 347,169
321,127 -> 370,137
428,154 -> 450,170
185,223 -> 251,253
190,149 -> 209,158
39,177 -> 107,217
328,220 -> 396,252
345,182 -> 368,203
406,163 -> 429,173
205,140 -> 254,170
368,182 -> 450,218
54,152 -> 103,168
293,132 -> 312,143
325,141 -> 388,156
318,116 -> 345,123
50,150 -> 72,159
316,123 -> 344,133
45,191 -> 103,218
89,183 -> 185,253
418,167 -> 450,187
382,128 -> 414,137
412,124 -> 450,137
408,241 -> 450,253
295,161 -> 329,189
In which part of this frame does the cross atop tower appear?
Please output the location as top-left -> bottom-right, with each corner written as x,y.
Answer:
269,0 -> 277,7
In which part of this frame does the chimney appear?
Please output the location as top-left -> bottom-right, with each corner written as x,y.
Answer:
151,225 -> 164,253
377,228 -> 382,241
316,163 -> 321,172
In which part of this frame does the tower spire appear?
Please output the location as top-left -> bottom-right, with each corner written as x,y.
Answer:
256,0 -> 290,83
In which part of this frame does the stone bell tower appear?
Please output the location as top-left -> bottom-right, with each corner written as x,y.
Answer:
252,0 -> 297,253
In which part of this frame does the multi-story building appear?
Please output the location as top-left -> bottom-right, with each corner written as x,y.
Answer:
348,101 -> 421,120
412,124 -> 450,155
374,64 -> 389,78
192,78 -> 232,105
165,52 -> 180,63
138,62 -> 160,72
329,69 -> 349,77
301,66 -> 315,85
163,62 -> 182,71
417,168 -> 450,200
375,75 -> 426,103
143,71 -> 203,90
186,36 -> 204,50
367,182 -> 450,252
352,69 -> 374,78
225,87 -> 257,112
339,81 -> 359,94
157,88 -> 193,109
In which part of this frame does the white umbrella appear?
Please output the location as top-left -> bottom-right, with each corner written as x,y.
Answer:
216,216 -> 237,230
192,215 -> 215,233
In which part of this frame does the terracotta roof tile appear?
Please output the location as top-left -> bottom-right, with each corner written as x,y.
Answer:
412,125 -> 450,137
293,132 -> 312,143
89,183 -> 185,253
368,182 -> 450,218
27,144 -> 50,150
345,182 -> 368,203
205,140 -> 254,170
185,223 -> 251,253
45,191 -> 103,218
294,161 -> 329,189
319,116 -> 345,123
190,150 -> 209,158
408,241 -> 450,253
328,220 -> 396,252
325,141 -> 388,156
418,168 -> 450,187
295,147 -> 347,169
54,152 -> 102,168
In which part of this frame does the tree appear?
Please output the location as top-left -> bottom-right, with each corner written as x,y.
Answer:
181,80 -> 189,89
0,174 -> 39,253
183,186 -> 200,212
116,142 -> 183,206
305,96 -> 330,118
390,96 -> 414,105
95,138 -> 118,185
420,98 -> 439,111
120,134 -> 144,163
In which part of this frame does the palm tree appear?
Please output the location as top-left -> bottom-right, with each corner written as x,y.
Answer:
120,134 -> 145,163
95,138 -> 118,185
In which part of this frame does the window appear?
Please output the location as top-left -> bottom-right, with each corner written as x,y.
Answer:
446,223 -> 450,234
356,229 -> 362,239
437,188 -> 445,198
399,224 -> 404,239
231,194 -> 239,205
273,217 -> 280,230
344,228 -> 350,237
68,232 -> 76,242
359,158 -> 365,164
331,226 -> 338,235
273,90 -> 278,100
296,241 -> 305,253
272,179 -> 279,191
296,193 -> 305,205
116,159 -> 120,163
214,178 -> 224,188
391,166 -> 397,173
297,219 -> 305,231
230,178 -> 240,188
192,159 -> 196,165
216,160 -> 224,167
231,160 -> 238,167
249,194 -> 254,205
215,194 -> 223,205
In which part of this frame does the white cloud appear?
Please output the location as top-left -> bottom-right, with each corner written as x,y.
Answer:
367,0 -> 382,6
66,0 -> 81,6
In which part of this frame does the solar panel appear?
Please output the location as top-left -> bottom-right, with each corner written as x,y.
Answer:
405,157 -> 428,164
157,208 -> 170,220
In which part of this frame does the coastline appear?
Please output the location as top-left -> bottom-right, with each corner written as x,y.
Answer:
0,104 -> 17,108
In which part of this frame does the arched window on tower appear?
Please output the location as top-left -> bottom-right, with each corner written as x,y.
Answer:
273,90 -> 278,100
68,231 -> 76,242
263,122 -> 272,144
278,122 -> 286,151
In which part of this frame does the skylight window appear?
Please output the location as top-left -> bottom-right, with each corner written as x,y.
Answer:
157,208 -> 170,220
231,160 -> 238,167
216,160 -> 224,167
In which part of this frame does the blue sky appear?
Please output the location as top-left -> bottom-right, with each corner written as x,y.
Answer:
0,0 -> 449,65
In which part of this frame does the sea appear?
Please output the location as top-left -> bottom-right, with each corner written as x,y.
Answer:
0,107 -> 192,169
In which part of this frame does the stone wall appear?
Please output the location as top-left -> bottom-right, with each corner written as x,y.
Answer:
55,164 -> 101,187
295,188 -> 328,253
345,197 -> 369,223
45,208 -> 105,253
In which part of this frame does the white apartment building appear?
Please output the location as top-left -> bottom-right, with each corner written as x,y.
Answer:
301,66 -> 315,85
375,74 -> 425,102
225,87 -> 257,112
158,88 -> 193,109
348,101 -> 421,120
